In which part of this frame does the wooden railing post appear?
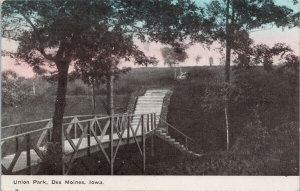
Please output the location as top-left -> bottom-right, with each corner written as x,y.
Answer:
87,121 -> 91,156
74,124 -> 77,139
47,129 -> 51,142
26,134 -> 31,175
185,137 -> 188,149
151,114 -> 154,157
141,115 -> 146,174
127,115 -> 130,145
15,137 -> 19,153
147,114 -> 149,134
154,113 -> 157,130
110,116 -> 114,175
61,125 -> 65,175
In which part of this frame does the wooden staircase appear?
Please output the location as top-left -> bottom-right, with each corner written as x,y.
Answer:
155,129 -> 203,157
131,89 -> 203,158
131,89 -> 169,129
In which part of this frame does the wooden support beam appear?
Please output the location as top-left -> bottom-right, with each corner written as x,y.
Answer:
110,116 -> 114,175
62,126 -> 66,175
47,129 -> 51,142
26,134 -> 31,175
141,115 -> 146,174
185,137 -> 188,149
151,114 -> 154,157
15,137 -> 19,153
127,116 -> 130,145
87,121 -> 91,156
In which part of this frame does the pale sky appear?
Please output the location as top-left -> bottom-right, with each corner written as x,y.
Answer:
1,0 -> 299,78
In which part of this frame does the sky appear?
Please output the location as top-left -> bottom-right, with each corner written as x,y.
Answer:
1,0 -> 299,78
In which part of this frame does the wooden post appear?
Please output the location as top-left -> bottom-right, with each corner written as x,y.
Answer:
141,115 -> 146,174
87,121 -> 91,156
47,129 -> 51,143
26,134 -> 31,175
151,114 -> 154,157
147,114 -> 150,134
15,137 -> 19,153
185,137 -> 188,149
154,113 -> 157,129
110,116 -> 114,175
74,124 -> 77,139
61,125 -> 65,175
127,115 -> 130,145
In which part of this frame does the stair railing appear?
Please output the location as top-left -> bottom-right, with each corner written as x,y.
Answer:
160,119 -> 193,149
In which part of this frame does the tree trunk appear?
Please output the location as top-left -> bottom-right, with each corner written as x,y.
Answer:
106,75 -> 114,115
224,0 -> 232,152
45,61 -> 69,175
92,81 -> 96,114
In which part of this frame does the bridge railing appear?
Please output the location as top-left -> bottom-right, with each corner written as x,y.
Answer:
2,112 -> 158,175
160,119 -> 194,150
61,112 -> 158,174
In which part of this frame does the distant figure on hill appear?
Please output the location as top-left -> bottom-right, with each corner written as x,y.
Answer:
209,57 -> 213,67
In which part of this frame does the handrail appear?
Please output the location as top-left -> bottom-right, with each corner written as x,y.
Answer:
1,113 -> 125,129
2,112 -> 158,140
160,119 -> 193,141
1,126 -> 52,142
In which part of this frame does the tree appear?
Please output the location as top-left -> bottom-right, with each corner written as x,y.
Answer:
195,55 -> 202,65
205,0 -> 296,151
73,29 -> 157,115
2,70 -> 30,106
161,45 -> 188,79
2,0 -> 202,174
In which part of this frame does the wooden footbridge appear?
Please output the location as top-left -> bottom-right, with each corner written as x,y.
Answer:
1,89 -> 202,175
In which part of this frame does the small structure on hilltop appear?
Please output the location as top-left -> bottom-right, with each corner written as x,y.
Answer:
209,57 -> 214,67
176,68 -> 191,81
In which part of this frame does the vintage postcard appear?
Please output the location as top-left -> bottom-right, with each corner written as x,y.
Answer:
1,0 -> 299,190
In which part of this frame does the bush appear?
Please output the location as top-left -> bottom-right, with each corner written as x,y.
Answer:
67,79 -> 90,95
2,71 -> 32,106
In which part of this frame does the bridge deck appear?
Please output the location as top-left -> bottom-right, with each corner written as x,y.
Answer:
2,89 -> 171,175
2,127 -> 150,173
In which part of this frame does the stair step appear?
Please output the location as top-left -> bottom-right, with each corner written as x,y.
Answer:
136,104 -> 163,106
193,153 -> 203,157
167,138 -> 175,142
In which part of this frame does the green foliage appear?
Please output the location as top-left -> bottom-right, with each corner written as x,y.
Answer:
67,79 -> 90,95
161,45 -> 188,67
205,120 -> 298,175
2,70 -> 32,106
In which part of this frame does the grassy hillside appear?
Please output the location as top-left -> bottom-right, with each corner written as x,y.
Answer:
2,66 -> 298,175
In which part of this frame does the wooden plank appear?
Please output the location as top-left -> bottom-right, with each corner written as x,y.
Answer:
30,143 -> 45,161
36,129 -> 48,147
63,128 -> 77,152
134,117 -> 142,136
1,164 -> 9,175
66,117 -> 78,134
8,150 -> 22,173
128,120 -> 143,156
65,125 -> 88,174
90,128 -> 110,164
99,120 -> 110,141
112,127 -> 127,162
